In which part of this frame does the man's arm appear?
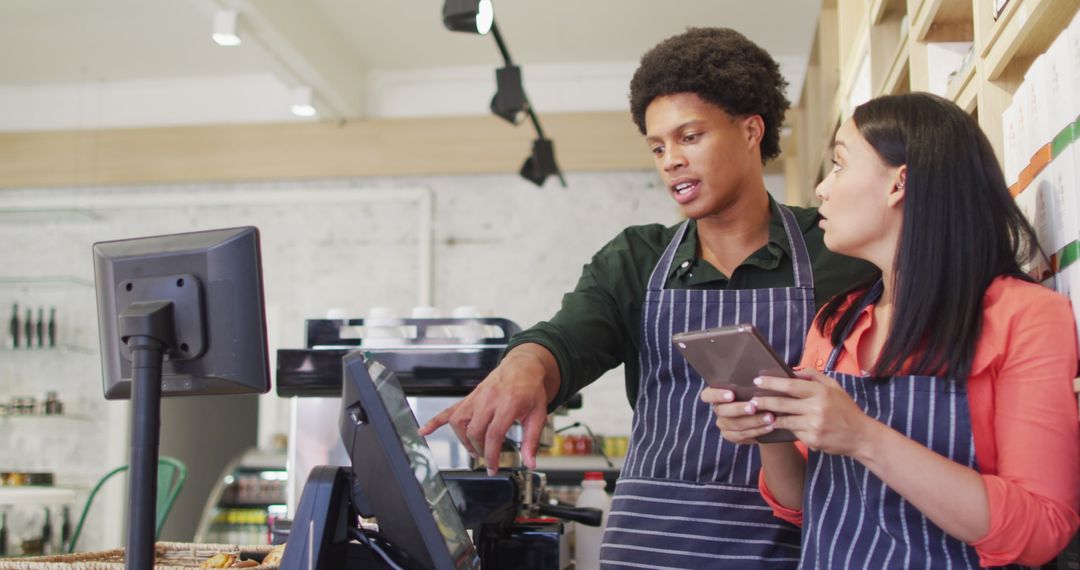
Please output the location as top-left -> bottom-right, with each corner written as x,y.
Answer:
419,342 -> 560,474
420,225 -> 660,473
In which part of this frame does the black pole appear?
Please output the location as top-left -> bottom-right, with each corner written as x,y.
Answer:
490,22 -> 567,188
126,336 -> 165,570
490,22 -> 513,67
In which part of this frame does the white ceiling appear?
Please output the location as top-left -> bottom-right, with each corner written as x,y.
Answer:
0,0 -> 821,131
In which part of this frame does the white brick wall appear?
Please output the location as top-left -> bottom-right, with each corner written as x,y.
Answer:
0,169 -> 683,545
1,167 -> 795,546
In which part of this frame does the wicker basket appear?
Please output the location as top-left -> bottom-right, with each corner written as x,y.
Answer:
0,542 -> 279,570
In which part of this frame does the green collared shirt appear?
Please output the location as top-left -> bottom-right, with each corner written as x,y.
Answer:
507,195 -> 877,410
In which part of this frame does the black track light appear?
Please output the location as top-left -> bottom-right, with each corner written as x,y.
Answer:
520,138 -> 564,187
490,65 -> 528,124
443,0 -> 494,35
442,8 -> 566,188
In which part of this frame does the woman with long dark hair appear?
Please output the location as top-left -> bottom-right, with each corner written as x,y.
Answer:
703,92 -> 1080,568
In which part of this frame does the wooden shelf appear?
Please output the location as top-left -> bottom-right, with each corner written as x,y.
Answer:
869,0 -> 899,25
870,0 -> 887,24
0,276 -> 93,288
838,26 -> 871,103
0,112 -> 653,188
838,0 -> 871,82
911,0 -> 974,42
870,0 -> 909,96
0,345 -> 95,355
0,486 -> 76,507
0,412 -> 96,421
535,455 -> 625,471
828,90 -> 845,138
792,0 -> 1079,204
878,36 -> 911,96
834,13 -> 872,125
947,61 -> 978,112
982,0 -> 1080,81
0,208 -> 101,224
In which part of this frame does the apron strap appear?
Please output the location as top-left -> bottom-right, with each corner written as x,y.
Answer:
777,205 -> 814,290
645,220 -> 690,291
824,279 -> 884,372
647,204 -> 817,293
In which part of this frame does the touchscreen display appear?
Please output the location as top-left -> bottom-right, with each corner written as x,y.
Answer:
368,360 -> 477,568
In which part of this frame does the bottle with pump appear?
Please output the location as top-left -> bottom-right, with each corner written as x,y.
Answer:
411,306 -> 450,340
574,471 -> 612,570
451,305 -> 486,344
361,307 -> 405,349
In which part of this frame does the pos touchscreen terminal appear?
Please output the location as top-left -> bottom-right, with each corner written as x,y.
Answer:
281,352 -> 481,570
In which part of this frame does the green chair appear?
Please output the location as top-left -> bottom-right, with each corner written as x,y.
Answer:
66,456 -> 187,553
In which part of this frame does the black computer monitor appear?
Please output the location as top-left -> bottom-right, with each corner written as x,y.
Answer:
93,226 -> 270,398
92,226 -> 270,570
340,351 -> 481,570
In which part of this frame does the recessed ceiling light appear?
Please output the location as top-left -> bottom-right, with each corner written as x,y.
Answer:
290,86 -> 317,117
212,10 -> 241,47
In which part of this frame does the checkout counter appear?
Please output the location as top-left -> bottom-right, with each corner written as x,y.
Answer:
275,315 -> 610,569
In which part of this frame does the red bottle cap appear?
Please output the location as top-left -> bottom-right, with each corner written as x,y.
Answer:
584,471 -> 604,481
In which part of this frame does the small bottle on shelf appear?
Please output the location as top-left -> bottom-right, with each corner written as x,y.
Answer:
561,435 -> 576,456
8,303 -> 19,349
41,507 -> 53,554
47,307 -> 56,347
35,307 -> 44,348
60,506 -> 71,552
44,391 -> 63,415
23,308 -> 32,349
0,510 -> 7,556
574,434 -> 592,455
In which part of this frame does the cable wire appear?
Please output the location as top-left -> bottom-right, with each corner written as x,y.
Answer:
349,527 -> 405,570
554,421 -> 615,469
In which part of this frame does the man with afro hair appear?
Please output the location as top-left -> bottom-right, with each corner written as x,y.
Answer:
423,27 -> 872,568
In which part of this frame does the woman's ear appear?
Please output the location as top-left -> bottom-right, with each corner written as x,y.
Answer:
887,165 -> 907,208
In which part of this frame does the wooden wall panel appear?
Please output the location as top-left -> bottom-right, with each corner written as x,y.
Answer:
0,112 -> 658,188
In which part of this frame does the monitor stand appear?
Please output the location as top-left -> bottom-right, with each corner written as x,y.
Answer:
283,465 -> 580,570
119,300 -> 176,570
281,466 -> 388,570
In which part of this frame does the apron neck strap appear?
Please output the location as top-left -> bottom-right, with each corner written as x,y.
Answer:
646,204 -> 816,292
647,219 -> 690,290
825,279 -> 884,372
777,204 -> 814,290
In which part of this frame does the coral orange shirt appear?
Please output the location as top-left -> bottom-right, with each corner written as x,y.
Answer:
760,276 -> 1080,567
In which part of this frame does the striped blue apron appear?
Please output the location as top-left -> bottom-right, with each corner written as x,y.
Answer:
802,280 -> 1030,569
601,205 -> 814,569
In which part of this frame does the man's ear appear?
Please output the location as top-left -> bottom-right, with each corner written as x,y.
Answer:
742,115 -> 765,149
887,165 -> 907,208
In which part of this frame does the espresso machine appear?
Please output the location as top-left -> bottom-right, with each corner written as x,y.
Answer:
276,316 -> 599,569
